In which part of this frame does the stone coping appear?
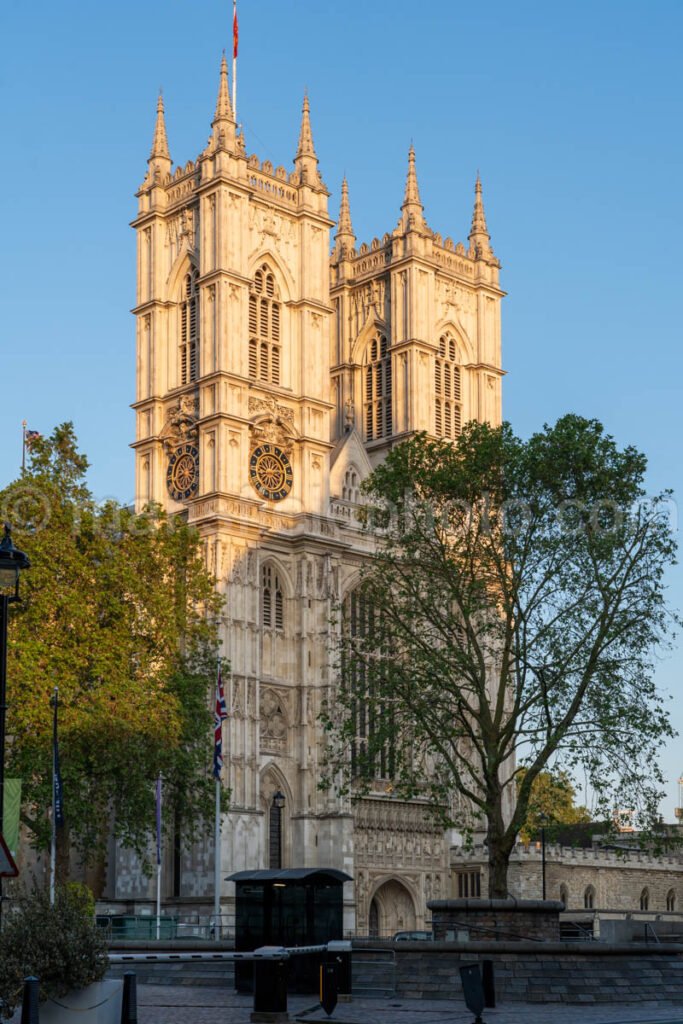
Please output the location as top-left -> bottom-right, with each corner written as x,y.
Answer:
352,937 -> 683,955
427,898 -> 565,913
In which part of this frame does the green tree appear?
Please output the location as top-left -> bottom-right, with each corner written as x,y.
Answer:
1,424 -> 224,883
322,416 -> 677,897
516,769 -> 590,843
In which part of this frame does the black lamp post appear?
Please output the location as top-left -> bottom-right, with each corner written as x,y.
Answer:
0,524 -> 30,929
272,791 -> 285,869
538,812 -> 549,901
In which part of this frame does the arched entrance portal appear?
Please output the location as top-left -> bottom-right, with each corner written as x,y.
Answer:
369,879 -> 416,937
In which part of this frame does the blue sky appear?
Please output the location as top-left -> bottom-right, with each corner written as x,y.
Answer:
1,1 -> 682,814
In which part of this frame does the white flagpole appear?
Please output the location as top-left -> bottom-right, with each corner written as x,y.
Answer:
155,775 -> 162,941
49,687 -> 58,906
214,775 -> 221,937
232,0 -> 238,121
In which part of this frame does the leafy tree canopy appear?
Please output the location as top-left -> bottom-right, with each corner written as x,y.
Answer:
516,768 -> 591,843
322,415 -> 678,896
1,424 -> 224,873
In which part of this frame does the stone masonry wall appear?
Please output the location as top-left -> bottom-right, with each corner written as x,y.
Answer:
452,842 -> 683,912
388,944 -> 683,1003
429,898 -> 562,942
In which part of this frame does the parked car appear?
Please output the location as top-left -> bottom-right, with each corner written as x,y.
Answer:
391,929 -> 433,941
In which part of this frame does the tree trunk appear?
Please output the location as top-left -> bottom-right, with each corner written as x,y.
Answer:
486,781 -> 515,898
487,841 -> 512,898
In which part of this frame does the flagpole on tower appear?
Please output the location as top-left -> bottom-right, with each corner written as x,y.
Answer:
232,0 -> 238,123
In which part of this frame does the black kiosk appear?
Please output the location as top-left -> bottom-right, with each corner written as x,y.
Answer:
229,868 -> 352,993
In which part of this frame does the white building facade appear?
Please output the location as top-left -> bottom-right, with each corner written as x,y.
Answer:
115,56 -> 505,935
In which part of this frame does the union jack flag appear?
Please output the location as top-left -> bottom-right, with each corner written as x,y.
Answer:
213,664 -> 228,780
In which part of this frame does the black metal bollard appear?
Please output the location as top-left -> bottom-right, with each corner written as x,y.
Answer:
327,940 -> 352,1000
252,951 -> 288,1021
459,963 -> 486,1024
320,961 -> 338,1017
482,959 -> 495,1008
121,972 -> 138,1024
20,976 -> 40,1024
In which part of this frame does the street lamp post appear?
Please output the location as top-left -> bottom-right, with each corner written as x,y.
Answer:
273,791 -> 285,870
538,813 -> 549,901
0,524 -> 30,930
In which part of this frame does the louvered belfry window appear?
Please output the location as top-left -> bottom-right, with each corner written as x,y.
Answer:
262,565 -> 284,630
180,270 -> 199,385
434,335 -> 462,439
249,265 -> 281,385
364,336 -> 392,442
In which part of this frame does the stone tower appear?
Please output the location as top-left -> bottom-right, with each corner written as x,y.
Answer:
121,55 -> 504,936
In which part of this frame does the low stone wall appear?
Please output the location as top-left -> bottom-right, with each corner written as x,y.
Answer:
428,897 -> 563,942
367,941 -> 683,1003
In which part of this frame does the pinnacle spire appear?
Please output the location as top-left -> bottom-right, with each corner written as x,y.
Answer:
468,172 -> 494,260
149,92 -> 171,164
294,92 -> 320,185
334,176 -> 356,259
399,144 -> 426,232
213,53 -> 234,125
295,92 -> 317,159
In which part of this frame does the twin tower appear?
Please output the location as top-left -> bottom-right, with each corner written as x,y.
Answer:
121,54 -> 505,935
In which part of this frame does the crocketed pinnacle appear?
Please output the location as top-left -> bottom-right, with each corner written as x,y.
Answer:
295,92 -> 317,159
149,92 -> 171,163
468,172 -> 493,259
213,53 -> 234,124
399,144 -> 425,231
294,92 -> 320,185
334,176 -> 356,258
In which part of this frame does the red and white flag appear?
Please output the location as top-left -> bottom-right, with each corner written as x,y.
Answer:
213,664 -> 228,779
233,1 -> 239,60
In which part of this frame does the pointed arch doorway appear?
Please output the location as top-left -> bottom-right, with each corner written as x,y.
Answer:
368,879 -> 416,937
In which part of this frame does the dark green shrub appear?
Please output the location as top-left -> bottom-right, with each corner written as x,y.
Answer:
0,884 -> 108,1018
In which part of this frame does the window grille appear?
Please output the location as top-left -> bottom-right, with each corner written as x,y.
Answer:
457,871 -> 481,898
364,335 -> 392,441
434,334 -> 462,438
249,265 -> 281,384
180,270 -> 199,384
262,565 -> 284,630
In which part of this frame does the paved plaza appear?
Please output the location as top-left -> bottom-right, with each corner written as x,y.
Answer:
135,984 -> 683,1024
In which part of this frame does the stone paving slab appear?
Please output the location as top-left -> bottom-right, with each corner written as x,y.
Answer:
134,984 -> 683,1024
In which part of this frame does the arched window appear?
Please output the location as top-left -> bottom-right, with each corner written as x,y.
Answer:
249,265 -> 281,385
434,334 -> 462,439
262,564 -> 284,630
364,336 -> 392,441
180,270 -> 199,384
640,887 -> 649,911
667,889 -> 676,912
342,467 -> 361,503
584,885 -> 595,910
342,589 -> 394,779
559,884 -> 569,908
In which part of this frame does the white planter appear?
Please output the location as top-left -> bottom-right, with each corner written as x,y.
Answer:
38,980 -> 123,1024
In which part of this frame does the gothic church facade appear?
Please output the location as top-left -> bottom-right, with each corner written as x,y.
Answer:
118,55 -> 504,935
